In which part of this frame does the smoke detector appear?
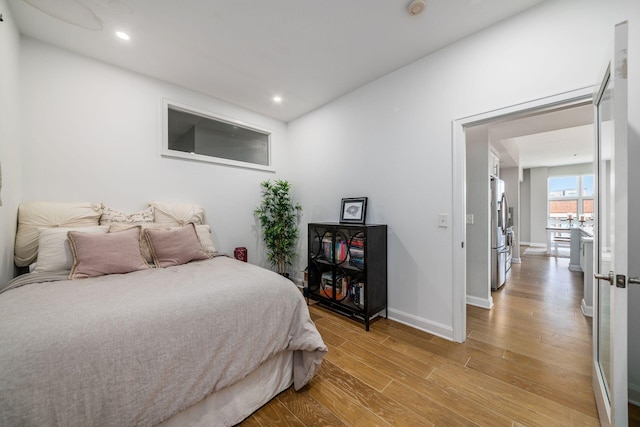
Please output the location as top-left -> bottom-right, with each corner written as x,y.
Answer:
407,0 -> 426,16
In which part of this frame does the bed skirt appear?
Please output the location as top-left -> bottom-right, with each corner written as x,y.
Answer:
160,350 -> 294,427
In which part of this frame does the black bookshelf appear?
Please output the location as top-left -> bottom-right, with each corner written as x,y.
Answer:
307,222 -> 387,331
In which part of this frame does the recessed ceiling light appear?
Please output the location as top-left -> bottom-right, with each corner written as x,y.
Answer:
272,96 -> 283,104
116,31 -> 130,41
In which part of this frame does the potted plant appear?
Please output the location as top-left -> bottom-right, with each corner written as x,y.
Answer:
254,179 -> 302,276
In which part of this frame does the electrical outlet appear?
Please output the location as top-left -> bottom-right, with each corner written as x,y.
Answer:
438,214 -> 448,228
466,214 -> 474,224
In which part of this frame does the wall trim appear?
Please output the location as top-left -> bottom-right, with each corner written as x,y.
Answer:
387,308 -> 454,341
569,264 -> 583,272
512,257 -> 521,264
528,243 -> 547,248
581,299 -> 593,317
466,295 -> 494,309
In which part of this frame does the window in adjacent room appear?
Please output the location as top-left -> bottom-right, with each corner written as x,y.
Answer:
163,101 -> 272,171
548,174 -> 594,224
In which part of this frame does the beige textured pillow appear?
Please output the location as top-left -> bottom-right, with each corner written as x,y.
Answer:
68,226 -> 150,279
193,224 -> 216,255
34,226 -> 109,273
149,201 -> 205,226
144,223 -> 210,268
15,202 -> 102,267
100,205 -> 154,225
109,223 -> 172,263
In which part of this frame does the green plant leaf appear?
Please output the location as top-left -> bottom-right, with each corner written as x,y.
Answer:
255,179 -> 302,274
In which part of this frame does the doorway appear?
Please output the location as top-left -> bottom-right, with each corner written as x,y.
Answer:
451,87 -> 595,342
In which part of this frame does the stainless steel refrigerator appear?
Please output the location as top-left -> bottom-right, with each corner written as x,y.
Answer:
491,177 -> 509,290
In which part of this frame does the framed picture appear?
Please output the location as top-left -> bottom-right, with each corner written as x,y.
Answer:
340,197 -> 367,224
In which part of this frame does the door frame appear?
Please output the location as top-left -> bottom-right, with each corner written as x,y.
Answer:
451,87 -> 595,342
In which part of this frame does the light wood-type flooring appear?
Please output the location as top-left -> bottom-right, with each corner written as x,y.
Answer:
240,253 -> 624,426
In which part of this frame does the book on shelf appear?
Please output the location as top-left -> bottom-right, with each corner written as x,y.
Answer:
349,257 -> 365,268
350,237 -> 364,248
320,272 -> 348,299
322,237 -> 333,260
348,248 -> 364,258
351,281 -> 364,308
322,238 -> 351,264
334,239 -> 348,263
318,234 -> 367,266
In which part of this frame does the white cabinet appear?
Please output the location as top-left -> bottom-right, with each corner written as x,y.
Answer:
568,227 -> 594,317
580,236 -> 593,317
489,151 -> 499,177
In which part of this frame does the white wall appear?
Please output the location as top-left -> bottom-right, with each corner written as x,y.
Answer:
288,0 -> 640,338
19,38 -> 292,271
520,169 -> 531,244
0,0 -> 22,284
465,125 -> 491,308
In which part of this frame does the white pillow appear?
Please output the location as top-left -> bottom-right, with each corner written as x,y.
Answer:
34,226 -> 109,273
149,201 -> 205,226
193,224 -> 216,255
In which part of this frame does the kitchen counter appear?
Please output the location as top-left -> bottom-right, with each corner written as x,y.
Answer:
569,227 -> 594,271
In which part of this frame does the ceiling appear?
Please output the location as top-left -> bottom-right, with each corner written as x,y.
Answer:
489,102 -> 595,169
6,0 -> 546,123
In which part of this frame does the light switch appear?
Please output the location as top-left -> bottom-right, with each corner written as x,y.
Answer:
438,214 -> 448,228
466,214 -> 474,224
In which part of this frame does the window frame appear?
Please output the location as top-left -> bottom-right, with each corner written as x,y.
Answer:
162,99 -> 274,172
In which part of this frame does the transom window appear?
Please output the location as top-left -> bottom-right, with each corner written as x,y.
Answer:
162,100 -> 273,171
548,174 -> 594,223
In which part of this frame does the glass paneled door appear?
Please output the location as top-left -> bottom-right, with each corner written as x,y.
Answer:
592,21 -> 629,426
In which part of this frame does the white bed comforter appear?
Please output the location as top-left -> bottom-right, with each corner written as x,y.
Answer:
0,257 -> 326,426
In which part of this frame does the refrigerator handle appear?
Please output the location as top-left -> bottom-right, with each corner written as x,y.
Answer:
499,193 -> 508,233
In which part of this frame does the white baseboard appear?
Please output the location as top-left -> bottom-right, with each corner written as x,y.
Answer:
466,295 -> 494,309
387,308 -> 454,341
520,242 -> 547,248
512,257 -> 521,264
569,264 -> 583,272
528,243 -> 547,248
629,382 -> 640,406
581,299 -> 593,317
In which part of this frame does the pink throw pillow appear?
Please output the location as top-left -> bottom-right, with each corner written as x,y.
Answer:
68,226 -> 150,279
144,223 -> 210,268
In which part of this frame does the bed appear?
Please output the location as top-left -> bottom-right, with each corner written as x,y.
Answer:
0,201 -> 327,427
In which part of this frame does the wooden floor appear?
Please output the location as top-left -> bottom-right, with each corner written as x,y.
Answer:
241,254 -> 604,426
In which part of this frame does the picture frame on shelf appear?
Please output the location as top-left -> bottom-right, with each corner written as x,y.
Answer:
340,197 -> 367,224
